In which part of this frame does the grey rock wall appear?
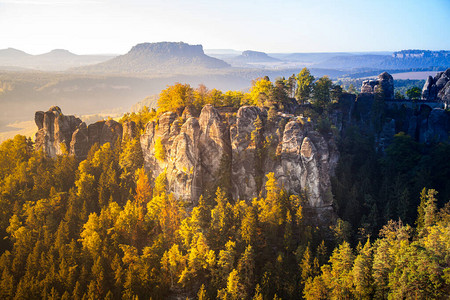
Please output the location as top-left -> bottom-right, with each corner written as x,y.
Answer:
140,105 -> 339,209
35,107 -> 123,159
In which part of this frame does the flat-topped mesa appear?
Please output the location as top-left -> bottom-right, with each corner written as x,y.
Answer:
80,41 -> 230,73
35,107 -> 127,159
129,42 -> 205,58
140,105 -> 338,219
361,72 -> 394,100
422,68 -> 450,103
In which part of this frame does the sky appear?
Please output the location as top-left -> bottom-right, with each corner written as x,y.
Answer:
0,0 -> 449,55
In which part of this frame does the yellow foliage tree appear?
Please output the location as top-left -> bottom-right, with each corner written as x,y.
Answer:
154,138 -> 165,162
158,83 -> 194,114
250,77 -> 273,106
134,168 -> 152,221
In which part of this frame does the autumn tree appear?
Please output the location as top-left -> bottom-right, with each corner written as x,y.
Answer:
158,83 -> 194,114
250,77 -> 273,107
134,168 -> 152,221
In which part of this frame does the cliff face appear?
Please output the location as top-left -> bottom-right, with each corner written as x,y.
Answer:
35,106 -> 82,157
422,68 -> 450,102
360,72 -> 394,100
34,69 -> 450,224
35,107 -> 126,159
140,105 -> 339,211
355,71 -> 450,147
70,119 -> 124,159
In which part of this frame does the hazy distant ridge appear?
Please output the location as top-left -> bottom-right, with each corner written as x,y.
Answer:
0,48 -> 114,71
314,50 -> 450,70
234,50 -> 280,63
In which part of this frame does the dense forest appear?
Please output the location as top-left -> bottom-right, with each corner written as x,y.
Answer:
0,68 -> 449,299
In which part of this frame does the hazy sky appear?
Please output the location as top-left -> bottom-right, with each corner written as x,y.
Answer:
0,0 -> 449,55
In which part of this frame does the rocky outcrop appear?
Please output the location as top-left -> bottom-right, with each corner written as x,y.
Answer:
361,80 -> 378,94
403,105 -> 450,144
122,121 -> 137,140
198,105 -> 232,192
141,111 -> 199,202
422,68 -> 450,103
140,105 -> 233,203
230,106 -> 267,201
141,105 -> 339,210
354,70 -> 450,146
70,123 -> 89,158
85,120 -> 123,149
275,121 -> 338,208
361,72 -> 394,100
35,106 -> 82,157
69,119 -> 122,159
35,107 -> 123,159
423,109 -> 450,143
422,76 -> 438,100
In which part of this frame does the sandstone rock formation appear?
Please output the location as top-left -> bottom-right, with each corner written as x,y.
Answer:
35,106 -> 82,157
141,105 -> 339,210
355,69 -> 450,146
275,120 -> 338,208
35,107 -> 123,159
70,119 -> 123,160
403,105 -> 450,144
422,68 -> 450,103
122,121 -> 137,140
361,72 -> 394,100
229,106 -> 267,201
141,111 -> 200,201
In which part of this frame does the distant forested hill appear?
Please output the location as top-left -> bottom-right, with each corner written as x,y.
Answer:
0,48 -> 114,71
315,50 -> 450,70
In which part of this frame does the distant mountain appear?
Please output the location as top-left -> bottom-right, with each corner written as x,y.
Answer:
0,48 -> 32,60
234,50 -> 280,63
386,50 -> 450,69
37,49 -> 78,59
314,50 -> 450,70
76,42 -> 230,74
314,54 -> 388,69
221,50 -> 282,67
0,48 -> 115,71
270,52 -> 351,64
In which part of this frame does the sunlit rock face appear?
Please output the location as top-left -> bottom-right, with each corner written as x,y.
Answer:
68,119 -> 122,160
141,105 -> 338,211
35,107 -> 122,160
360,72 -> 394,100
35,106 -> 82,157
